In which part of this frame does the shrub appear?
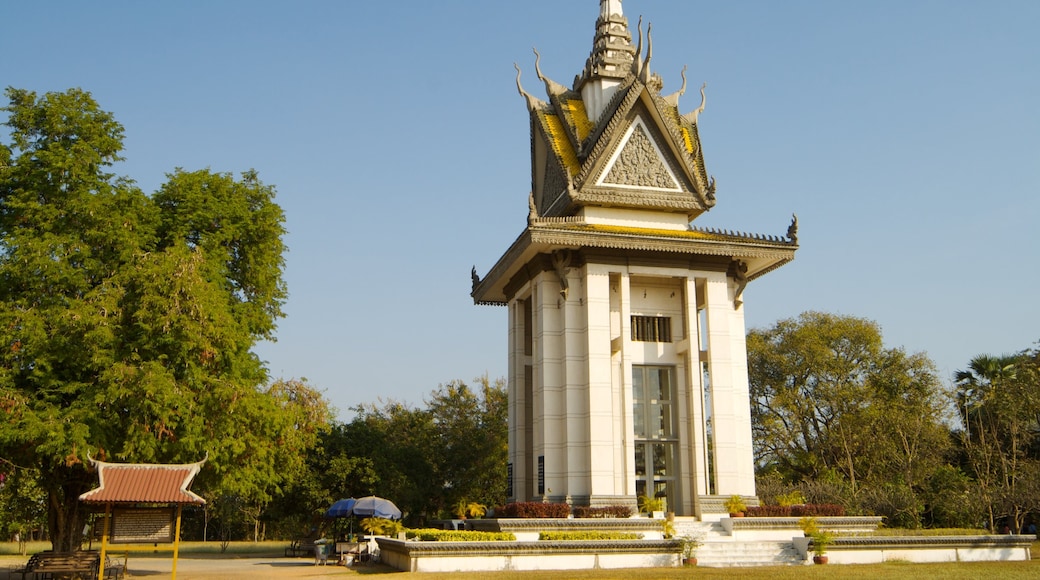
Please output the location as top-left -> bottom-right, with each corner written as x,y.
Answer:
777,490 -> 806,507
573,505 -> 634,518
745,505 -> 792,517
407,529 -> 515,542
539,531 -> 642,540
359,517 -> 402,536
745,503 -> 845,517
638,495 -> 665,513
723,495 -> 747,514
791,503 -> 845,517
496,502 -> 571,518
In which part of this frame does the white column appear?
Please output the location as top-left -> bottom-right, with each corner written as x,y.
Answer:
703,274 -> 756,496
536,272 -> 567,499
585,265 -> 616,498
507,298 -> 522,500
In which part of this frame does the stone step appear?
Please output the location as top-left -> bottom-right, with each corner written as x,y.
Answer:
696,540 -> 805,567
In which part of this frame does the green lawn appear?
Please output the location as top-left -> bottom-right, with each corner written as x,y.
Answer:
2,540 -> 1037,579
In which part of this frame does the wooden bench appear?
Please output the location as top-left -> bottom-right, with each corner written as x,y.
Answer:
12,551 -> 102,580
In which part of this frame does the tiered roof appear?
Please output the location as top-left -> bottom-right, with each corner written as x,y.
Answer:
472,0 -> 796,305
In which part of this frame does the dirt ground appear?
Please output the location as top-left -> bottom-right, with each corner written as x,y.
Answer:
1,555 -> 389,579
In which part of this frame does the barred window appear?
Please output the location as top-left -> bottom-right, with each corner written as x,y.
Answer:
631,316 -> 672,342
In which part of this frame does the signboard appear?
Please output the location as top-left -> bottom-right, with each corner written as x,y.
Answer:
110,508 -> 175,544
506,463 -> 513,498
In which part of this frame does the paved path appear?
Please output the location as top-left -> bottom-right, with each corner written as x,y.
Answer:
116,556 -> 374,578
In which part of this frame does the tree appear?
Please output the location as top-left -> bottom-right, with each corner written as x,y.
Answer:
747,312 -> 950,523
426,376 -> 508,513
0,87 -> 299,551
305,376 -> 509,526
955,352 -> 1040,532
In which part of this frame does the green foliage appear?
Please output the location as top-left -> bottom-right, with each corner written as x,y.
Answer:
407,529 -> 516,541
0,87 -> 311,550
798,516 -> 833,556
304,376 -> 507,522
538,531 -> 642,540
573,505 -> 634,518
776,490 -> 806,507
723,495 -> 747,514
955,350 -> 1040,533
454,500 -> 487,519
638,494 -> 665,513
748,311 -> 950,524
359,517 -> 402,537
497,502 -> 571,518
680,534 -> 702,558
0,468 -> 46,553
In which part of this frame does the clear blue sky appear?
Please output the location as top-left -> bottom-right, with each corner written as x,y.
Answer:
4,1 -> 1038,418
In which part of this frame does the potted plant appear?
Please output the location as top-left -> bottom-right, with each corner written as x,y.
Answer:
799,516 -> 832,564
465,501 -> 487,519
680,534 -> 702,566
723,494 -> 747,517
454,499 -> 469,520
638,494 -> 665,518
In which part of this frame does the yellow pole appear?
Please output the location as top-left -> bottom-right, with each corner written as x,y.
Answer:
171,506 -> 183,580
98,505 -> 111,580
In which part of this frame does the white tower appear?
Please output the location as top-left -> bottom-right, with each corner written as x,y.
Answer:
472,0 -> 797,517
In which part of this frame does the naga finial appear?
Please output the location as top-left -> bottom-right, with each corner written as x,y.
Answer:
631,16 -> 644,78
787,213 -> 799,244
683,82 -> 707,125
641,22 -> 653,83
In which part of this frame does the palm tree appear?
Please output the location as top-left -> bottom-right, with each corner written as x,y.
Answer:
954,354 -> 1018,531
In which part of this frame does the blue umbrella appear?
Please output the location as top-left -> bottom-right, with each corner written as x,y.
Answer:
351,495 -> 402,519
325,498 -> 357,518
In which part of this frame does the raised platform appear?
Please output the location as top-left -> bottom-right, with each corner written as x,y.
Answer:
375,517 -> 1035,572
377,538 -> 681,573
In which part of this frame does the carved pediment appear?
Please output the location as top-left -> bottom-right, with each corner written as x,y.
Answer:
599,118 -> 682,192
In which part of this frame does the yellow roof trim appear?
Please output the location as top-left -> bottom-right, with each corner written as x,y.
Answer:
543,113 -> 581,176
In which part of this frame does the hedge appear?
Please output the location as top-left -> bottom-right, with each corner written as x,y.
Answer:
538,531 -> 643,541
496,502 -> 571,518
573,505 -> 634,518
407,529 -> 516,542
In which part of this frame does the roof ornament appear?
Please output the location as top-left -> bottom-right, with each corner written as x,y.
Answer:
631,15 -> 644,79
707,175 -> 717,201
732,260 -> 749,308
682,83 -> 707,125
514,63 -> 542,112
787,213 -> 799,244
551,250 -> 572,299
533,48 -> 568,96
641,22 -> 654,84
528,191 -> 539,224
664,65 -> 688,106
471,266 -> 481,292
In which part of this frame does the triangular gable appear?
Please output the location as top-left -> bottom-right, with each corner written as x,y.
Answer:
598,117 -> 684,192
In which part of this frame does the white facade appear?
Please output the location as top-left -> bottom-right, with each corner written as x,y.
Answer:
504,246 -> 757,516
472,1 -> 796,518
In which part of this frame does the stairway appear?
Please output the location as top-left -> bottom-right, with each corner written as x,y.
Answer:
673,520 -> 805,567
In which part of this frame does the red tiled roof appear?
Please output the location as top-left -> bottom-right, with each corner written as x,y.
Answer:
79,459 -> 206,505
